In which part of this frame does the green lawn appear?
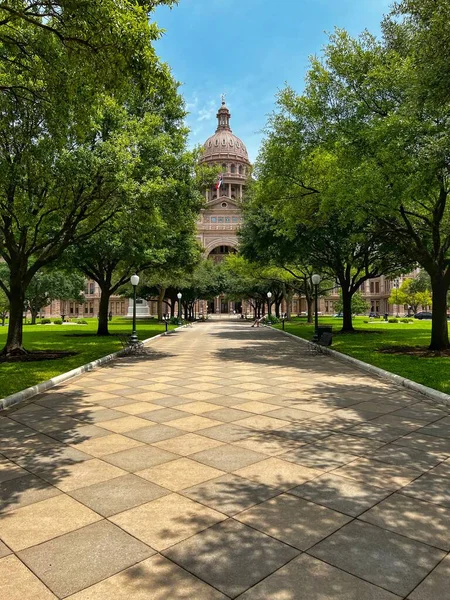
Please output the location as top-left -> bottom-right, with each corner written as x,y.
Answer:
0,318 -> 173,399
275,316 -> 450,395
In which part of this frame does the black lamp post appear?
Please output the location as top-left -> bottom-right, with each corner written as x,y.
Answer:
177,292 -> 182,325
164,314 -> 169,334
312,273 -> 321,341
394,278 -> 400,318
266,291 -> 272,325
130,274 -> 140,345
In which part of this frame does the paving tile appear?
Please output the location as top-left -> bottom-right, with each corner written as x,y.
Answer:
40,458 -> 126,492
233,433 -> 305,456
281,446 -> 360,471
18,520 -> 154,598
0,494 -> 101,551
309,520 -> 445,597
0,474 -> 61,513
176,401 -> 222,414
65,554 -> 227,599
408,554 -> 450,599
418,417 -> 450,439
138,408 -> 188,423
333,458 -> 423,490
72,434 -> 143,457
110,493 -> 226,551
361,492 -> 450,550
199,407 -> 250,422
50,424 -> 112,445
0,460 -> 28,484
125,424 -> 183,443
137,458 -> 225,491
236,401 -> 282,414
272,425 -> 334,444
69,473 -> 168,516
393,432 -> 450,455
401,472 -> 450,507
0,555 -> 57,600
1,432 -> 63,459
74,408 -> 126,423
113,402 -> 161,414
168,415 -> 223,432
0,539 -> 11,558
182,473 -> 280,516
239,553 -> 399,600
289,473 -> 392,516
366,443 -> 443,471
236,493 -> 350,550
347,423 -> 412,443
200,423 -> 255,442
315,433 -> 387,454
97,416 -> 150,433
164,518 -> 299,598
102,446 -> 177,472
265,407 -> 317,422
234,457 -> 322,490
152,432 -> 224,455
191,445 -> 266,472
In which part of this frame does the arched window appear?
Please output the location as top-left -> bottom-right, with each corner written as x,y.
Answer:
222,163 -> 227,172
238,165 -> 243,175
230,164 -> 236,174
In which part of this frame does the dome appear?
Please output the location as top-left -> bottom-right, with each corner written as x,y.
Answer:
200,100 -> 251,166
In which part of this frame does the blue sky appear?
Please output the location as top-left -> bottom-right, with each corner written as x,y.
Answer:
155,0 -> 392,162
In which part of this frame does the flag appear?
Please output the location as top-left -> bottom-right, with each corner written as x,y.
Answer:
215,174 -> 223,190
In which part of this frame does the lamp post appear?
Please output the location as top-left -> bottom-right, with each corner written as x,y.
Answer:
311,274 -> 321,341
177,292 -> 182,325
266,291 -> 272,325
163,314 -> 169,334
130,274 -> 140,345
394,278 -> 400,318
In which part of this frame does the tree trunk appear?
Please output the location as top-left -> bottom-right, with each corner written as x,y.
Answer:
31,309 -> 38,325
275,300 -> 281,318
157,288 -> 165,321
429,278 -> 449,350
2,280 -> 25,355
97,287 -> 111,336
341,288 -> 355,333
306,295 -> 313,324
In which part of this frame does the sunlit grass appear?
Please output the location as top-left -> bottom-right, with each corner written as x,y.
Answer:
0,318 -> 173,398
275,316 -> 450,395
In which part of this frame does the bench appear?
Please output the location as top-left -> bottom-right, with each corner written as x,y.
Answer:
308,331 -> 333,355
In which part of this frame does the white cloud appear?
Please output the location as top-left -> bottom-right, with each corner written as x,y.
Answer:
197,99 -> 216,122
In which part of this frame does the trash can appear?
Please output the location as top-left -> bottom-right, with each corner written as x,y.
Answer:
313,326 -> 332,344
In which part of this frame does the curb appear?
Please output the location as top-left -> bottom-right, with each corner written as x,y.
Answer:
271,326 -> 450,406
0,326 -> 185,411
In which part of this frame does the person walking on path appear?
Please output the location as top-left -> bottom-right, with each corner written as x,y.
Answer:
251,313 -> 265,328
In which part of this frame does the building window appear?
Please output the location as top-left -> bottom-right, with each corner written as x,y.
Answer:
230,164 -> 236,174
239,165 -> 243,175
89,303 -> 94,314
89,283 -> 95,294
225,217 -> 231,223
211,217 -> 217,223
84,305 -> 88,313
221,202 -> 228,208
218,217 -> 224,223
232,217 -> 238,222
222,163 -> 226,172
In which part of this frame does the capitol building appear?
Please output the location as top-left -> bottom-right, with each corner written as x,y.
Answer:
40,99 -> 409,320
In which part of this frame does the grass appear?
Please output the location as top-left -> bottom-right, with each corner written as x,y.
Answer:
275,316 -> 450,395
0,318 -> 174,399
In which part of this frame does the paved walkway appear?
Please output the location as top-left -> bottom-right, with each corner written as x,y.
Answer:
2,322 -> 450,599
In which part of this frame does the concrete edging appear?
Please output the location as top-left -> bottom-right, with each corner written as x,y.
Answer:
0,327 -> 184,411
271,326 -> 450,406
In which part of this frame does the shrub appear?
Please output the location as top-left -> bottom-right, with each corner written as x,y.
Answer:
169,316 -> 184,325
400,318 -> 411,323
75,319 -> 88,324
40,318 -> 51,324
388,318 -> 398,323
262,316 -> 281,324
53,318 -> 63,325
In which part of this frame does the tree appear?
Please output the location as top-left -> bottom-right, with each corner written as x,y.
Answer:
239,180 -> 405,332
25,270 -> 85,324
388,275 -> 432,314
0,288 -> 8,326
334,291 -> 369,316
286,7 -> 450,348
0,2 -> 181,355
